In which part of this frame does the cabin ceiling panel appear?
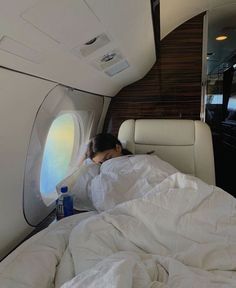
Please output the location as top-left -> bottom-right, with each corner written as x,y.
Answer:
0,48 -> 120,96
0,36 -> 44,63
160,0 -> 236,39
0,0 -> 156,96
86,0 -> 156,78
86,0 -> 154,53
21,0 -> 104,47
208,3 -> 236,73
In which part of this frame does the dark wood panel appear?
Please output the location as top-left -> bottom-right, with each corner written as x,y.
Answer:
104,13 -> 205,135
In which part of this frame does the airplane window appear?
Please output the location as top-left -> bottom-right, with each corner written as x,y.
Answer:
23,85 -> 104,226
205,94 -> 223,104
227,95 -> 236,111
40,113 -> 76,199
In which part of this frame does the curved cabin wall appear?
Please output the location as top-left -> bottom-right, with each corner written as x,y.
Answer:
0,68 -> 106,260
104,13 -> 205,135
0,68 -> 56,259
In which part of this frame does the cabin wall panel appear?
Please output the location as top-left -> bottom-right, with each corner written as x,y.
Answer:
0,68 -> 56,259
104,13 -> 204,135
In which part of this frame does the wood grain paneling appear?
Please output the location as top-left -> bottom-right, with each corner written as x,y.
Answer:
104,13 -> 205,135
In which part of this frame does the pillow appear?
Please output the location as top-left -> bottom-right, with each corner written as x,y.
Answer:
56,163 -> 100,211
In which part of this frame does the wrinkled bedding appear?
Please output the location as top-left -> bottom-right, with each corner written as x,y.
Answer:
91,154 -> 178,211
1,155 -> 236,288
0,212 -> 96,288
64,172 -> 236,288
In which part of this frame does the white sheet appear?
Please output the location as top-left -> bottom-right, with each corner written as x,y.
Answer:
0,212 -> 96,288
91,154 -> 178,211
64,172 -> 236,288
2,155 -> 236,288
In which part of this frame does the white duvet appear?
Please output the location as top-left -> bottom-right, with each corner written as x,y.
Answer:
1,155 -> 236,288
91,154 -> 178,211
62,157 -> 236,288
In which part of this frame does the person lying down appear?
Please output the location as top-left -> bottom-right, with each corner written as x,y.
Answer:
72,133 -> 178,212
61,140 -> 236,288
2,134 -> 236,288
82,132 -> 133,165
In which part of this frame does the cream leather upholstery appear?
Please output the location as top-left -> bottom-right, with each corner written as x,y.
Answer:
118,119 -> 215,185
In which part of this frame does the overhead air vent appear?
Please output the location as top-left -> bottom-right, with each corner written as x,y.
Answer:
92,49 -> 123,70
85,37 -> 97,45
72,33 -> 110,58
104,60 -> 129,77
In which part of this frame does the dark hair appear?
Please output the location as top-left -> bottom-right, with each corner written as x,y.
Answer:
86,133 -> 132,159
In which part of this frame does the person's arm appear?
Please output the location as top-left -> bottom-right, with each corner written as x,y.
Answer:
78,143 -> 89,166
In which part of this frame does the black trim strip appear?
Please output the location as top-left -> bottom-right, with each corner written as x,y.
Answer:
0,65 -> 112,99
150,0 -> 160,58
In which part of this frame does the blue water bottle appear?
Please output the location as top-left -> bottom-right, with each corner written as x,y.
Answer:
56,186 -> 74,220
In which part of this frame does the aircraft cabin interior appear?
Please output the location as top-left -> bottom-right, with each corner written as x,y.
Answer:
0,0 -> 236,287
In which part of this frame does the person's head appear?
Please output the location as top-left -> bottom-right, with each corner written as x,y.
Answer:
86,133 -> 123,164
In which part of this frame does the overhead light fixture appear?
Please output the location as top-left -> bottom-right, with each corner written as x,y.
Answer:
233,64 -> 236,69
85,37 -> 97,45
71,33 -> 110,58
215,35 -> 227,41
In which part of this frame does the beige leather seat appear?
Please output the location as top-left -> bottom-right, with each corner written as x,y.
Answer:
118,119 -> 215,185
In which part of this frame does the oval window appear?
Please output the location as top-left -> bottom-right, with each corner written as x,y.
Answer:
40,113 -> 75,197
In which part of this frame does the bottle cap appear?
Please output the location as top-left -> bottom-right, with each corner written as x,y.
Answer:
61,186 -> 68,193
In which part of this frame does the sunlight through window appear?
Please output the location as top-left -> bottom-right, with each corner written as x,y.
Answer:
40,114 -> 75,195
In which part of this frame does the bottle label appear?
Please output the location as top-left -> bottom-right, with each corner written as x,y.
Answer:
63,195 -> 74,217
56,198 -> 64,220
56,192 -> 74,220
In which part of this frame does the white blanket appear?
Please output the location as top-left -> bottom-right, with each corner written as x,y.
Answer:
63,172 -> 236,288
1,155 -> 236,288
91,154 -> 178,211
0,212 -> 96,288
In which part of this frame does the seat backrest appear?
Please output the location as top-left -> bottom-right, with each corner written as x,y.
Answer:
118,119 -> 215,185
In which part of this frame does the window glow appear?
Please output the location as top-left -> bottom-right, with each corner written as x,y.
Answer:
40,114 -> 75,195
206,94 -> 223,104
228,96 -> 236,110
